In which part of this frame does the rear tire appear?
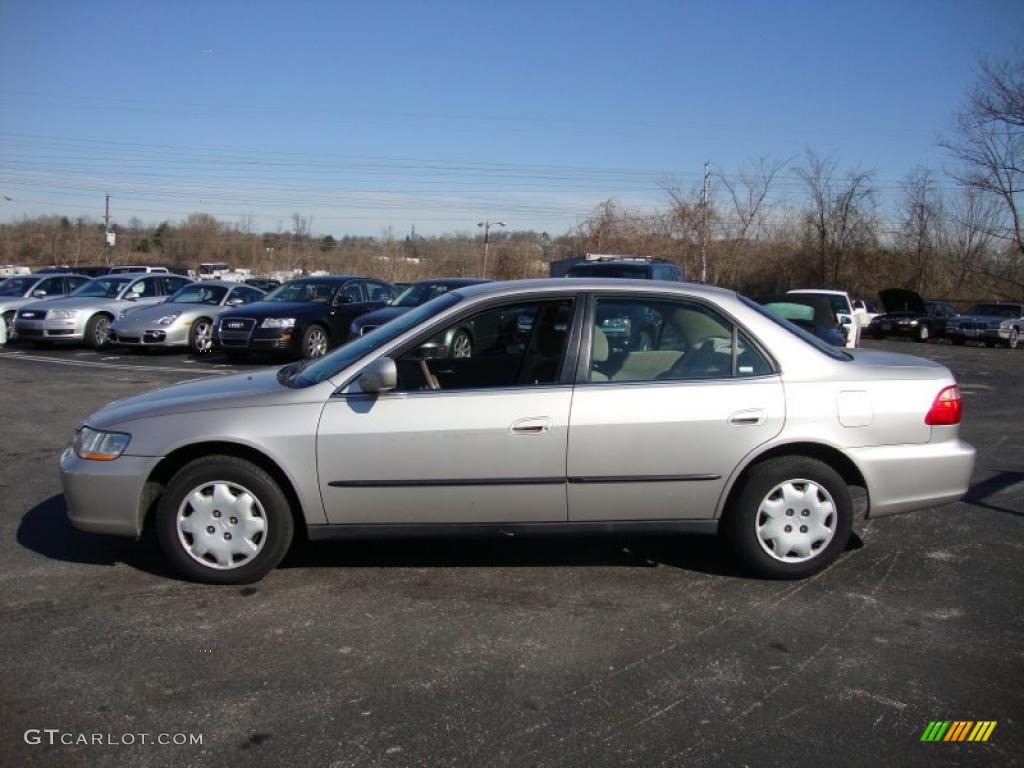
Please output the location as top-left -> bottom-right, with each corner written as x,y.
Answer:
725,456 -> 853,579
155,455 -> 294,584
85,313 -> 112,349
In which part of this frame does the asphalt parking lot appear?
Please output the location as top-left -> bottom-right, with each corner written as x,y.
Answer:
1,340 -> 1021,767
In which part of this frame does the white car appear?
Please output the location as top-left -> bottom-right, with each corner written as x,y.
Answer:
789,289 -> 860,348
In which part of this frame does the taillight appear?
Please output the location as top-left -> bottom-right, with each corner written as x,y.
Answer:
925,385 -> 962,425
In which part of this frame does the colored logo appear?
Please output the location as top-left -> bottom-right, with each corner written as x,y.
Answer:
921,721 -> 997,742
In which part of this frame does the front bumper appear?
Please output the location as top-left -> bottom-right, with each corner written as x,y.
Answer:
15,317 -> 86,341
110,323 -> 191,348
60,448 -> 162,537
946,327 -> 1012,342
215,325 -> 297,353
849,439 -> 976,518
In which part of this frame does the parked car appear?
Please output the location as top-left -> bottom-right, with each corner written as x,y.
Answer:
109,265 -> 169,274
852,298 -> 880,326
350,278 -> 490,337
36,265 -> 112,277
0,272 -> 91,341
110,281 -> 265,354
60,278 -> 974,584
787,289 -> 859,348
244,278 -> 282,293
15,272 -> 193,348
753,294 -> 846,347
867,289 -> 957,343
564,258 -> 684,281
214,275 -> 394,360
945,302 -> 1023,348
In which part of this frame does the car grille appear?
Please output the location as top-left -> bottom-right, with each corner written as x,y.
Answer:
959,322 -> 987,330
219,317 -> 256,347
18,309 -> 46,319
359,325 -> 379,335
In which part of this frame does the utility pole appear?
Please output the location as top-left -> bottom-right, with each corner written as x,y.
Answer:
700,161 -> 710,283
104,193 -> 111,233
477,220 -> 505,278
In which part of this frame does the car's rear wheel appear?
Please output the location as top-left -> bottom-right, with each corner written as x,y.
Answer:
301,324 -> 329,359
725,456 -> 853,579
156,455 -> 294,584
85,313 -> 112,349
189,317 -> 214,354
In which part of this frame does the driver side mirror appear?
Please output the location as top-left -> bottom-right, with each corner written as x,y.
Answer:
32,289 -> 47,298
225,297 -> 244,307
334,294 -> 354,305
358,357 -> 398,393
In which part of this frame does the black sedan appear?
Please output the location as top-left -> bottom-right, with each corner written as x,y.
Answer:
868,288 -> 958,343
754,294 -> 846,347
215,275 -> 394,359
350,278 -> 490,337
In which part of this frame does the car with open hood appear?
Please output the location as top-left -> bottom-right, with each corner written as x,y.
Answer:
14,272 -> 193,348
945,302 -> 1023,348
214,275 -> 394,360
866,289 -> 958,343
0,272 -> 91,342
60,278 -> 974,584
350,278 -> 490,337
110,281 -> 266,354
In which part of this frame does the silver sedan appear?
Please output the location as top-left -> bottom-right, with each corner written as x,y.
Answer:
0,272 -> 91,341
60,279 -> 975,583
110,281 -> 265,354
16,273 -> 193,348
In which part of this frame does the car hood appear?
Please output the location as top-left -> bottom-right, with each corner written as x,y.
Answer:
85,368 -> 328,429
353,306 -> 410,326
0,296 -> 35,313
879,288 -> 927,315
20,295 -> 123,312
112,302 -> 208,324
951,313 -> 1011,323
220,300 -> 320,318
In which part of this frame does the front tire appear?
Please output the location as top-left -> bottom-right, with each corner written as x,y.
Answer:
2,310 -> 16,342
914,324 -> 929,343
189,317 -> 214,354
1006,329 -> 1019,349
85,313 -> 112,349
156,455 -> 294,584
301,324 -> 329,359
449,329 -> 473,358
725,456 -> 853,579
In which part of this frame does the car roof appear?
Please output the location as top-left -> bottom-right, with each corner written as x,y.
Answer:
284,275 -> 362,284
788,288 -> 848,296
453,277 -> 734,301
414,277 -> 491,286
187,280 -> 249,289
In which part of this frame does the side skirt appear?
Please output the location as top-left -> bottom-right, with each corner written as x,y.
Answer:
306,519 -> 719,541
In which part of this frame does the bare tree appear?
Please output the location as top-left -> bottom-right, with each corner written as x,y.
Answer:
941,51 -> 1024,261
898,167 -> 944,293
796,149 -> 876,286
717,156 -> 789,242
940,186 -> 1001,291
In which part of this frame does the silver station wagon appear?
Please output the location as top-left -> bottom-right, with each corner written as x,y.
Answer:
60,279 -> 976,583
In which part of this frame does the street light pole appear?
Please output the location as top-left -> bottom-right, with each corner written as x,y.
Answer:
477,220 -> 505,278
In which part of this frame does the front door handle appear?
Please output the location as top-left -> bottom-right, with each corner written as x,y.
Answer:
729,409 -> 767,426
511,417 -> 552,434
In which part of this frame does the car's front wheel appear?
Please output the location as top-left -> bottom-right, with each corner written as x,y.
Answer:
914,324 -> 930,343
2,310 -> 16,342
1006,329 -> 1019,349
189,317 -> 214,354
301,324 -> 330,359
156,455 -> 294,584
725,456 -> 853,579
85,313 -> 112,349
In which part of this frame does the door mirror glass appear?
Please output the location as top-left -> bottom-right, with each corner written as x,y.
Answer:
225,297 -> 244,306
358,357 -> 398,393
32,289 -> 47,298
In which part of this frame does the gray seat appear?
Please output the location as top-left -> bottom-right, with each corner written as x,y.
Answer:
590,326 -> 609,381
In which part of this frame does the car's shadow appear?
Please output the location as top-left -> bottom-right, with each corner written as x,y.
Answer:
19,494 -> 866,581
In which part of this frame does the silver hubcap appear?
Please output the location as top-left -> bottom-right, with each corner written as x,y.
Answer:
177,481 -> 268,570
94,317 -> 110,345
451,333 -> 472,358
920,326 -> 928,339
755,479 -> 836,563
193,321 -> 212,351
305,328 -> 327,358
1010,330 -> 1019,349
3,312 -> 15,340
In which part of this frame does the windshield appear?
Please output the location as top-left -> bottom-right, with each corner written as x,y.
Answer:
391,281 -> 459,307
287,292 -> 463,388
968,304 -> 1021,318
567,265 -> 648,279
0,277 -> 37,296
265,280 -> 338,303
739,294 -> 850,360
71,276 -> 132,298
169,283 -> 228,305
761,302 -> 816,322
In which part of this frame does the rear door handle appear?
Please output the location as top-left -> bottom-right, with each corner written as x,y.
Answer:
511,417 -> 552,434
729,409 -> 767,426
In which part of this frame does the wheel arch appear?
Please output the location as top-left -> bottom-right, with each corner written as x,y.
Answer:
141,441 -> 307,541
717,441 -> 869,521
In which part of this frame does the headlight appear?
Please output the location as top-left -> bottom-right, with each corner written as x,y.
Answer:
999,320 -> 1012,329
73,426 -> 131,461
261,317 -> 296,329
50,310 -> 78,320
157,311 -> 182,326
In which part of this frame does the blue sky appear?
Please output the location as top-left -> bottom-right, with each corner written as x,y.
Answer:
1,0 -> 1021,236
